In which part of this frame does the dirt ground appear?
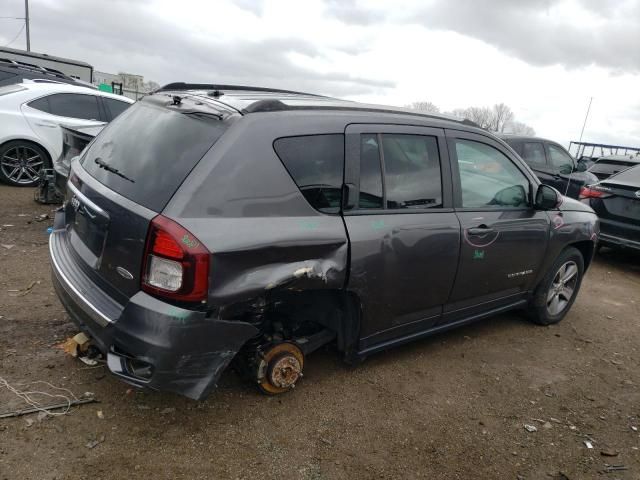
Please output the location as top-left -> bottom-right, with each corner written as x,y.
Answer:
0,185 -> 639,480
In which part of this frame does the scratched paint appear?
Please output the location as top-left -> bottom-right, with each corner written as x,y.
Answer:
299,219 -> 319,230
371,219 -> 386,230
463,228 -> 500,248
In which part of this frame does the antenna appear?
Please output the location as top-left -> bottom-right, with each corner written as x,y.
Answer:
565,97 -> 593,197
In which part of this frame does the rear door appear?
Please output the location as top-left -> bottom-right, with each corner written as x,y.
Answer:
444,130 -> 550,322
343,124 -> 460,350
23,92 -> 105,159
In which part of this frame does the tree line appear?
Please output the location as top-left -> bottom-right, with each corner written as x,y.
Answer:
405,101 -> 536,136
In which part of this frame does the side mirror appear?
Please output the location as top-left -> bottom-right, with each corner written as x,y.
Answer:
535,184 -> 562,210
575,161 -> 588,172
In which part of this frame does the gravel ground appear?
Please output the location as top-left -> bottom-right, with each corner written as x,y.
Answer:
1,185 -> 639,480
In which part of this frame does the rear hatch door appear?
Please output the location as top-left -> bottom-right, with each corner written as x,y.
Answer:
65,96 -> 233,303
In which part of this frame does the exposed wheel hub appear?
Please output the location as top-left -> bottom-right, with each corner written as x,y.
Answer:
257,342 -> 304,395
268,353 -> 302,389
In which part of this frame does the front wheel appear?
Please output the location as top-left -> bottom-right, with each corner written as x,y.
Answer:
527,247 -> 584,325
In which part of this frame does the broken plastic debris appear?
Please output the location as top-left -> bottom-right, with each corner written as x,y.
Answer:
96,410 -> 104,420
524,424 -> 538,432
1,244 -> 15,250
584,440 -> 594,449
79,356 -> 98,366
61,332 -> 91,357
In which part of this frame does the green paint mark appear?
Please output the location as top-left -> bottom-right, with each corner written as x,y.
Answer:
371,219 -> 386,230
299,219 -> 319,231
473,249 -> 485,260
167,306 -> 191,323
181,234 -> 199,249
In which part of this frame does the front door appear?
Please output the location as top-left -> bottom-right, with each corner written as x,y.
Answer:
444,130 -> 550,322
342,124 -> 461,351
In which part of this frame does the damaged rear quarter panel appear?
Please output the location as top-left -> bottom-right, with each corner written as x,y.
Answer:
162,113 -> 350,306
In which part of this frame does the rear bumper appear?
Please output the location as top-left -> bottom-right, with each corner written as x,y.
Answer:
599,218 -> 640,251
599,232 -> 640,251
49,216 -> 258,400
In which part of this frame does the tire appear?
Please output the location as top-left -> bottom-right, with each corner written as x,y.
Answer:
527,247 -> 584,325
0,140 -> 51,187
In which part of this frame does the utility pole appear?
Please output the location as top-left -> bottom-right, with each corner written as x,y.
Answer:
24,0 -> 30,51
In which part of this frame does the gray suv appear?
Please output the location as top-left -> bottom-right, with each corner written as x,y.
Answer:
50,84 -> 599,399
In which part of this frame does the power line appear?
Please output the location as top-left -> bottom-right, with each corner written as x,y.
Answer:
2,23 -> 25,48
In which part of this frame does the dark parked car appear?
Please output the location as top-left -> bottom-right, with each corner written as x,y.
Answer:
36,124 -> 103,203
49,84 -> 598,399
586,154 -> 640,181
500,135 -> 598,199
580,164 -> 640,251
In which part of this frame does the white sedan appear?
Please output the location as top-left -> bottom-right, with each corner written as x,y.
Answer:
0,82 -> 134,186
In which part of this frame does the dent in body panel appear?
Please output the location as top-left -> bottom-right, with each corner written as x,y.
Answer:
530,210 -> 598,288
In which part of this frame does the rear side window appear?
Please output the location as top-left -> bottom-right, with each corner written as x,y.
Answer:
356,133 -> 443,210
382,134 -> 442,209
522,142 -> 546,166
47,93 -> 101,120
103,97 -> 131,120
273,134 -> 344,213
28,96 -> 51,113
359,134 -> 384,209
82,101 -> 228,212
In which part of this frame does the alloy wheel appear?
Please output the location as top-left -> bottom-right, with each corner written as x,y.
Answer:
1,146 -> 45,185
546,260 -> 579,316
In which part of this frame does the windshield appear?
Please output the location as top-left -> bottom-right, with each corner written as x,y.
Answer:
81,100 -> 229,212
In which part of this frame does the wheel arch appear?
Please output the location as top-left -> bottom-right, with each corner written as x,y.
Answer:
569,240 -> 595,271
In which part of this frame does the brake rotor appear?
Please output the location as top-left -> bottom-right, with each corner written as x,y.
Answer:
257,342 -> 304,395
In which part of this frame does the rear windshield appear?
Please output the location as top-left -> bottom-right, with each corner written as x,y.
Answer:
590,160 -> 637,177
81,101 -> 228,212
609,164 -> 640,183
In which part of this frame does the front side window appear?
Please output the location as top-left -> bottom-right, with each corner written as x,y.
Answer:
522,142 -> 546,166
455,139 -> 530,208
548,144 -> 574,174
47,93 -> 101,120
273,134 -> 344,213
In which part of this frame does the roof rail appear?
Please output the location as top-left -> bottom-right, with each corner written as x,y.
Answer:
156,82 -> 324,97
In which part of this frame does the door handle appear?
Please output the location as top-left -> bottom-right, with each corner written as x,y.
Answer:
467,226 -> 494,235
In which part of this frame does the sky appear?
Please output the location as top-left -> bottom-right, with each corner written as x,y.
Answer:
1,0 -> 639,148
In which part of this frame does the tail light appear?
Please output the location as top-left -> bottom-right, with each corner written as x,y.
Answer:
579,186 -> 611,200
142,215 -> 209,303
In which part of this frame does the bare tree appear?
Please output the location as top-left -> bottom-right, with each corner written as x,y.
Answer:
491,103 -> 514,133
506,121 -> 536,136
451,106 -> 493,129
405,101 -> 440,114
449,103 -> 535,135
